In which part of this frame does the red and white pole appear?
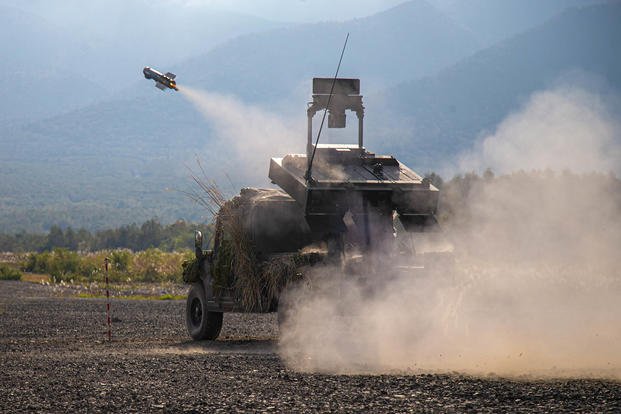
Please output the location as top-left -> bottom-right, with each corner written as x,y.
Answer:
104,257 -> 111,341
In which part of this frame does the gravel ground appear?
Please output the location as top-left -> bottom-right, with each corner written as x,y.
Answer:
1,281 -> 620,413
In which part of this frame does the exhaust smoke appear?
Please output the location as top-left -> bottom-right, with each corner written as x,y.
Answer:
178,86 -> 303,185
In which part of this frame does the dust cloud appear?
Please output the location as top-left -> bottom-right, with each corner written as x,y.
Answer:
178,86 -> 304,184
458,85 -> 621,174
278,85 -> 621,378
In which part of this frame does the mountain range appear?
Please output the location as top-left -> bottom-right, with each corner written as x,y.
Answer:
0,0 -> 281,122
1,0 -> 619,233
375,2 -> 621,169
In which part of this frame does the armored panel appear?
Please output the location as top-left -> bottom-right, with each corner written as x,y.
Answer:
244,191 -> 312,255
313,78 -> 360,95
269,145 -> 439,229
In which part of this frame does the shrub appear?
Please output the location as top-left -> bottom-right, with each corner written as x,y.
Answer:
21,248 -> 193,284
0,264 -> 22,280
110,249 -> 132,272
130,248 -> 192,283
24,251 -> 52,273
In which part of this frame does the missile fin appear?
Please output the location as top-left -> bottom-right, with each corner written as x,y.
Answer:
165,72 -> 176,79
155,82 -> 167,90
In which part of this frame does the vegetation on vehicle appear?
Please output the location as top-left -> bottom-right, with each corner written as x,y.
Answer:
205,188 -> 326,312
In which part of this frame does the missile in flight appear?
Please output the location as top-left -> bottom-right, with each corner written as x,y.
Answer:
143,66 -> 178,91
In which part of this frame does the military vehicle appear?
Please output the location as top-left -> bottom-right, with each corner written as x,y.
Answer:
183,78 -> 441,340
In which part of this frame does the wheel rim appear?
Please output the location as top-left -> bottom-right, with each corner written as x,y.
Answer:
190,297 -> 203,327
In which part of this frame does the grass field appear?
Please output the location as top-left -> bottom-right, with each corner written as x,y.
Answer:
1,250 -> 191,298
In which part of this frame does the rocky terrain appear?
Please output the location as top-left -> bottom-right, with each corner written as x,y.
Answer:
1,280 -> 619,412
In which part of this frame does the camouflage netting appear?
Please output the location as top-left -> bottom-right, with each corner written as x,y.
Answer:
182,257 -> 201,283
212,188 -> 323,312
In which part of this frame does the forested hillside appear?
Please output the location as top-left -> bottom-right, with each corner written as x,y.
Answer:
1,1 -> 619,233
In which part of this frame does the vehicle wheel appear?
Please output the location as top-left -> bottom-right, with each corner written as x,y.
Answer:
186,282 -> 223,340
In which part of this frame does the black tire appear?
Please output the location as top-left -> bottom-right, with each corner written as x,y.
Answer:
186,282 -> 223,340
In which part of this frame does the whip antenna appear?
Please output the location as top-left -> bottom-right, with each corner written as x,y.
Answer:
305,33 -> 350,182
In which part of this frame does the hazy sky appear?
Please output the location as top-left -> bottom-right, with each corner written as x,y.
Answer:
1,0 -> 405,22
111,0 -> 405,22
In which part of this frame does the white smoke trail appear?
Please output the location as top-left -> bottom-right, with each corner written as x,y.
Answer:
178,86 -> 304,185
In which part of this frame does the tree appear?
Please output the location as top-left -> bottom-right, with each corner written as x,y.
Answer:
46,225 -> 65,250
483,168 -> 495,180
139,219 -> 163,250
425,172 -> 444,189
64,227 -> 78,251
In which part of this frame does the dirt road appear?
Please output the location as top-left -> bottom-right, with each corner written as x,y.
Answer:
1,281 -> 619,412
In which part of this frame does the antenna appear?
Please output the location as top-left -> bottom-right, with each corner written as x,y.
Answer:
304,33 -> 349,183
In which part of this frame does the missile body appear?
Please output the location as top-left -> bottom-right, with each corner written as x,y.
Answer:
143,67 -> 178,91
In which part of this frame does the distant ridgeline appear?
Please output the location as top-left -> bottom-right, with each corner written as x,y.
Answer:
0,219 -> 212,253
3,171 -> 619,253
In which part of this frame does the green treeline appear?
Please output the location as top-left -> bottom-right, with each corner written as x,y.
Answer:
2,170 -> 620,254
0,219 -> 212,253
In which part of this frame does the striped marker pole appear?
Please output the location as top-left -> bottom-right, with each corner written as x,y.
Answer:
104,257 -> 111,341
